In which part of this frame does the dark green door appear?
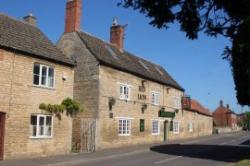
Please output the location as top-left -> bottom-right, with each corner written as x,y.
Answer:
164,120 -> 168,142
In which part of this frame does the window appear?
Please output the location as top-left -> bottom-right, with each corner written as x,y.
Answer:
151,92 -> 160,105
118,119 -> 131,136
173,96 -> 181,109
173,121 -> 180,134
30,115 -> 53,138
188,122 -> 193,132
152,120 -> 160,135
119,84 -> 130,100
33,64 -> 55,88
140,119 -> 145,132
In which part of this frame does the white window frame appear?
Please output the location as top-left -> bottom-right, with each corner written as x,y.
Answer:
173,96 -> 181,109
173,121 -> 180,134
152,120 -> 160,135
30,114 -> 53,139
119,83 -> 131,100
33,63 -> 55,88
151,91 -> 160,106
188,122 -> 193,132
118,118 -> 131,136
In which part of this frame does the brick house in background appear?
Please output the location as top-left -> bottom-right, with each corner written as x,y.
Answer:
57,0 -> 213,152
213,100 -> 238,129
0,13 -> 74,160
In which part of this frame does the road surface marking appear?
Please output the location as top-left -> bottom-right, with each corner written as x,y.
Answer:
45,149 -> 149,166
220,135 -> 249,145
154,156 -> 182,165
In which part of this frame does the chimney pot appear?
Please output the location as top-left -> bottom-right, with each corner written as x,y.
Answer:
23,13 -> 37,26
110,18 -> 125,51
226,104 -> 230,109
65,0 -> 82,33
220,100 -> 223,107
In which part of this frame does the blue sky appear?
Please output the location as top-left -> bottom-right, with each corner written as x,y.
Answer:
1,0 -> 248,113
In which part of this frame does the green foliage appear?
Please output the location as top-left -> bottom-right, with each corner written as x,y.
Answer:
119,0 -> 250,106
39,98 -> 83,120
108,97 -> 116,111
243,111 -> 250,128
231,20 -> 250,106
62,98 -> 82,117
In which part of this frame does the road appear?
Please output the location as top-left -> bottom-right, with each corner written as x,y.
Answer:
1,131 -> 250,166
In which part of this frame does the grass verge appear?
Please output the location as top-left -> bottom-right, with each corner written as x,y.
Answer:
233,160 -> 250,166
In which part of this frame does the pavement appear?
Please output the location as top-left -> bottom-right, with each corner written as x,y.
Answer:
1,131 -> 250,166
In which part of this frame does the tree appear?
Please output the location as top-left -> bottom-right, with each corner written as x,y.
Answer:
119,0 -> 250,106
243,112 -> 250,129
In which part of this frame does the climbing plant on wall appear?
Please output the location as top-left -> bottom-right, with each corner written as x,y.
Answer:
39,98 -> 83,120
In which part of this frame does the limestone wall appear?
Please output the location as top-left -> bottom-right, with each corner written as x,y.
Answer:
0,48 -> 74,159
97,65 -> 212,149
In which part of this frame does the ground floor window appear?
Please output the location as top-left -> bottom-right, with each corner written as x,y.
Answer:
152,120 -> 160,135
30,115 -> 53,138
140,119 -> 145,132
118,118 -> 131,136
173,121 -> 180,134
188,122 -> 193,132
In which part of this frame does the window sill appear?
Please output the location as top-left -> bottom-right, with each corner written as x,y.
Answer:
173,132 -> 179,134
119,98 -> 130,101
31,85 -> 55,91
118,134 -> 131,137
30,136 -> 53,139
152,133 -> 160,136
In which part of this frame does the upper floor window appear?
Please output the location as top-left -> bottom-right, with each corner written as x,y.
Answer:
30,114 -> 53,138
173,96 -> 181,109
119,84 -> 131,100
33,64 -> 55,88
151,91 -> 160,105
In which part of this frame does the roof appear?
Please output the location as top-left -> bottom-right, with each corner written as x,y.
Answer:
0,14 -> 74,67
77,31 -> 184,91
189,99 -> 212,117
213,105 -> 235,115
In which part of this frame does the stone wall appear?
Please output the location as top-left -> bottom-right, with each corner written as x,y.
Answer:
57,32 -> 100,152
0,48 -> 74,159
98,65 -> 212,149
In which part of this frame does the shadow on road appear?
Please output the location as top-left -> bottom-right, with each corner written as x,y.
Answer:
241,140 -> 250,145
150,144 -> 250,163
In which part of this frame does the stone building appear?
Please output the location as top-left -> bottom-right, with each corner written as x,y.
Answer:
0,14 -> 74,159
57,0 -> 213,152
213,100 -> 238,130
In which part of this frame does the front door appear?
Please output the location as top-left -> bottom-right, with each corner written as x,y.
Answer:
164,120 -> 168,142
0,112 -> 6,160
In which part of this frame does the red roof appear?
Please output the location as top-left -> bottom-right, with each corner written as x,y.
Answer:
190,99 -> 212,117
213,105 -> 235,115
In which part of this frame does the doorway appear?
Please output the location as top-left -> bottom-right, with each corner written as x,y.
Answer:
0,112 -> 6,160
164,120 -> 168,142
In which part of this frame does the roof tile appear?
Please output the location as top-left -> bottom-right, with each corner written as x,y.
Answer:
77,31 -> 184,91
0,14 -> 74,66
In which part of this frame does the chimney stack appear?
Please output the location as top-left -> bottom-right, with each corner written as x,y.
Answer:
219,100 -> 223,107
226,104 -> 230,109
65,0 -> 82,33
110,18 -> 125,51
23,13 -> 37,26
